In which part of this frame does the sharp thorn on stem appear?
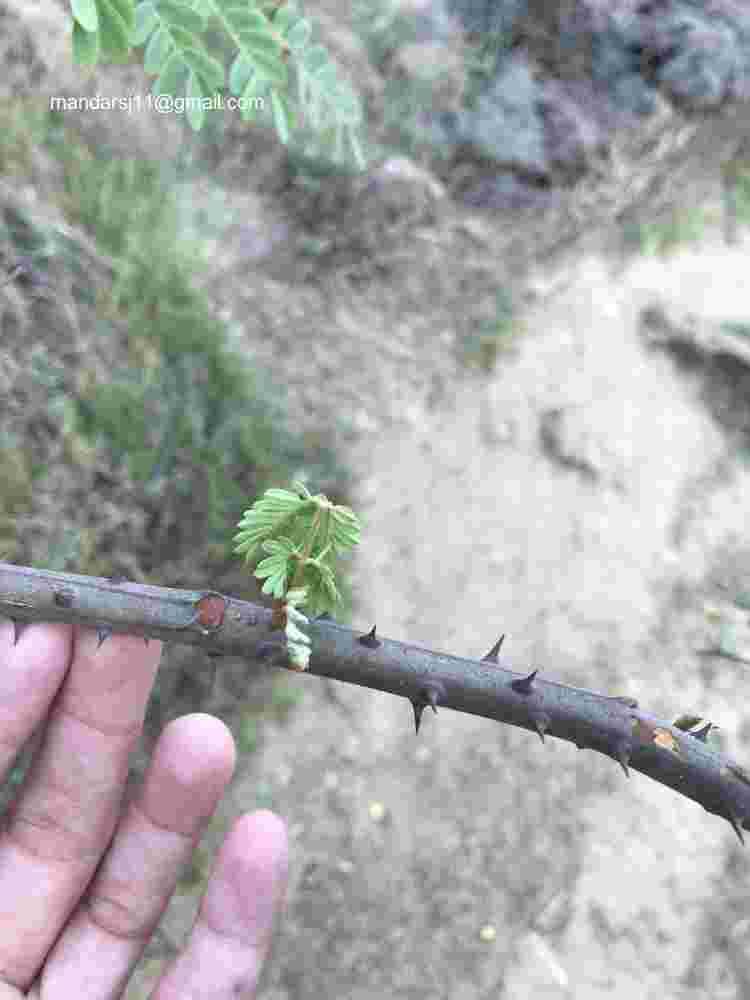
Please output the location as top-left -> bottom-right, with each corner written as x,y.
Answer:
53,589 -> 74,608
96,624 -> 113,649
425,688 -> 440,714
411,680 -> 445,734
616,747 -> 631,779
357,625 -> 381,649
531,711 -> 550,744
481,635 -> 505,663
412,699 -> 425,735
9,618 -> 25,646
728,812 -> 746,846
511,669 -> 538,695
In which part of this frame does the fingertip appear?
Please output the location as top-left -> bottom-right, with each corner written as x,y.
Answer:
202,809 -> 290,941
240,809 -> 289,850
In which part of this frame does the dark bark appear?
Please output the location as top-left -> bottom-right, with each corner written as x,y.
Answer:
1,560 -> 748,844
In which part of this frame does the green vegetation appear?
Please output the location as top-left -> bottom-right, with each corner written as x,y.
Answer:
66,0 -> 366,169
626,204 -> 717,256
9,115 -> 349,569
0,99 -> 361,811
458,286 -> 521,373
622,156 -> 750,257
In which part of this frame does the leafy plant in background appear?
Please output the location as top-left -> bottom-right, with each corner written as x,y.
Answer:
67,0 -> 365,167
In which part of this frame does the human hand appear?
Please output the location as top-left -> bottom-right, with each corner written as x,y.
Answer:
0,621 -> 289,998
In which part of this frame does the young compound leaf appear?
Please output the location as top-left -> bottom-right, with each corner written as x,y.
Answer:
299,557 -> 340,616
233,485 -> 313,565
235,482 -> 361,664
254,538 -> 300,598
237,482 -> 359,603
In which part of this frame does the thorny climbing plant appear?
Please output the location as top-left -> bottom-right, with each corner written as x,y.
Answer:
233,480 -> 362,670
1,482 -> 750,845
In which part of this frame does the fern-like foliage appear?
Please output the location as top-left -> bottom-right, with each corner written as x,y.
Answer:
234,480 -> 361,610
68,0 -> 366,167
234,481 -> 362,670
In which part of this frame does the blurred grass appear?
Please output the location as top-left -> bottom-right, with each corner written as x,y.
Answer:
0,98 -> 362,810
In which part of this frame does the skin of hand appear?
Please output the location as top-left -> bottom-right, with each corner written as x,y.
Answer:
0,621 -> 289,998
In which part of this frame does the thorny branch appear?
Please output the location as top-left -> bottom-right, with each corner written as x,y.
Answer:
1,560 -> 749,844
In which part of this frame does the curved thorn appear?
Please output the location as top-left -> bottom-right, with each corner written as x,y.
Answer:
511,669 -> 538,695
255,639 -> 285,662
96,624 -> 113,649
608,695 -> 639,709
9,618 -> 25,646
728,813 -> 746,846
531,711 -> 550,744
53,589 -> 74,608
357,625 -> 381,649
411,699 -> 425,735
482,635 -> 505,663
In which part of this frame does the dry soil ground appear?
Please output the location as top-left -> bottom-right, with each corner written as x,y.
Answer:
125,204 -> 750,999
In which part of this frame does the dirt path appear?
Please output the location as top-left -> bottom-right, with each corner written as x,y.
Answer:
131,218 -> 750,999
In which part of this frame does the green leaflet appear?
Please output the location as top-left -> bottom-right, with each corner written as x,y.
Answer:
66,0 -> 368,161
234,481 -> 362,668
